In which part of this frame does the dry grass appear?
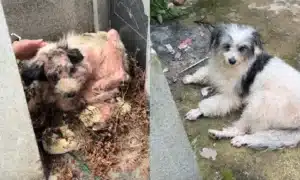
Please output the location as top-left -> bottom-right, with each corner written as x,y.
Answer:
20,59 -> 149,180
82,60 -> 149,179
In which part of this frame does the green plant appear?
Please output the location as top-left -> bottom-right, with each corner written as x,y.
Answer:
221,169 -> 236,180
150,0 -> 187,23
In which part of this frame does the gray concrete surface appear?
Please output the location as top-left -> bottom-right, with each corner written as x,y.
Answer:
93,0 -> 109,31
2,0 -> 95,41
110,0 -> 148,69
0,3 -> 44,180
149,50 -> 201,180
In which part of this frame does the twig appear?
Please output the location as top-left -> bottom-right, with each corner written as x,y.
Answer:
177,56 -> 209,75
11,33 -> 22,41
193,20 -> 216,32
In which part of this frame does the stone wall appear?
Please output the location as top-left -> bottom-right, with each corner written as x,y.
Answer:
2,0 -> 96,40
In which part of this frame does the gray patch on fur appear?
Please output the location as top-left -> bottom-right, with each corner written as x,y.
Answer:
233,130 -> 300,149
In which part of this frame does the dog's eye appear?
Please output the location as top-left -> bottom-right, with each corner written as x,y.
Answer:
238,46 -> 248,53
65,92 -> 76,98
48,73 -> 59,83
70,67 -> 76,74
67,48 -> 84,64
223,44 -> 230,51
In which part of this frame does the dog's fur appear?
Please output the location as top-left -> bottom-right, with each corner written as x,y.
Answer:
183,23 -> 300,149
21,30 -> 130,112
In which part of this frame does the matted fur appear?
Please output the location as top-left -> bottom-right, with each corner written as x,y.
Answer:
21,30 -> 130,112
183,23 -> 300,149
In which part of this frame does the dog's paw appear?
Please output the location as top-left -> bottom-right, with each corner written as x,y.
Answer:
231,136 -> 247,147
208,129 -> 221,140
182,75 -> 193,84
208,127 -> 241,139
208,129 -> 228,140
185,108 -> 202,120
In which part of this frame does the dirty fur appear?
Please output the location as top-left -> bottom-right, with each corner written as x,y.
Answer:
20,30 -> 130,112
183,23 -> 300,149
35,61 -> 148,180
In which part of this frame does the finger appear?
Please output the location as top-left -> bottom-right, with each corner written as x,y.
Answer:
13,40 -> 45,60
39,42 -> 48,47
26,39 -> 46,48
28,39 -> 43,43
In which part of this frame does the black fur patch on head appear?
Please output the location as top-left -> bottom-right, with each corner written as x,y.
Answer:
67,48 -> 84,64
249,44 -> 255,56
209,25 -> 223,50
21,64 -> 47,86
239,53 -> 272,97
252,31 -> 263,51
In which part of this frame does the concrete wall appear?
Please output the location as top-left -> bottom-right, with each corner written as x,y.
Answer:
142,0 -> 150,17
0,2 -> 45,179
93,0 -> 109,31
2,0 -> 95,41
110,0 -> 148,69
149,51 -> 202,180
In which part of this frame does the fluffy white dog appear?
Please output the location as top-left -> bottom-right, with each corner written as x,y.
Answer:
183,23 -> 300,149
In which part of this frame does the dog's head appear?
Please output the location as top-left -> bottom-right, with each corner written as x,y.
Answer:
209,23 -> 263,66
21,40 -> 89,107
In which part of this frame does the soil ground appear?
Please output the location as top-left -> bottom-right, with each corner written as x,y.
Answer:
151,0 -> 300,179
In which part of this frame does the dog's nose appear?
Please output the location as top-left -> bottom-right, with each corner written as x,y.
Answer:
228,57 -> 236,65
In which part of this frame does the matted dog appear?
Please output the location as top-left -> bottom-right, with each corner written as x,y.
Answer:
183,23 -> 300,149
20,30 -> 130,114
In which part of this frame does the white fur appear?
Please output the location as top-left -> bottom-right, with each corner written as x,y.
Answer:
183,24 -> 300,149
55,78 -> 80,94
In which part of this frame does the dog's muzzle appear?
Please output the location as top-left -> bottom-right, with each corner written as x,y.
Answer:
55,78 -> 81,96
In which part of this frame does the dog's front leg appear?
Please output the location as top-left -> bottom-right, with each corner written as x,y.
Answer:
208,119 -> 247,139
85,88 -> 119,104
185,94 -> 241,120
182,66 -> 209,84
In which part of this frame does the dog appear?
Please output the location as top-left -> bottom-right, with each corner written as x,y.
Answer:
20,30 -> 130,113
182,23 -> 300,149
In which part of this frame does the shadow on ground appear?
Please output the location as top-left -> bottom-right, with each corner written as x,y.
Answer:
151,0 -> 300,179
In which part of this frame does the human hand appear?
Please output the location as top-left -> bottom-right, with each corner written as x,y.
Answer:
12,39 -> 47,60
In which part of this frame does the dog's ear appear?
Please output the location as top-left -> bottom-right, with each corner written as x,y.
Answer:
67,48 -> 84,64
252,31 -> 263,50
21,64 -> 47,86
209,25 -> 223,50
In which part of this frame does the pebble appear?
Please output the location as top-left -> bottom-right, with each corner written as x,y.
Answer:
168,2 -> 174,8
165,44 -> 175,54
163,68 -> 169,73
172,77 -> 178,83
200,147 -> 217,161
173,0 -> 186,6
174,51 -> 182,61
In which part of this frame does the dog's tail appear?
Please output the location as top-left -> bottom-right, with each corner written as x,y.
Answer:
237,129 -> 300,149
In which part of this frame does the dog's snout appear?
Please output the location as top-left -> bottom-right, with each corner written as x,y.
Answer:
228,57 -> 236,65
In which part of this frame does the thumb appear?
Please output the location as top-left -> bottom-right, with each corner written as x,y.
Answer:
28,39 -> 46,47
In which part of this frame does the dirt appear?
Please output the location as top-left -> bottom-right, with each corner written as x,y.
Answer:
19,59 -> 149,180
151,0 -> 300,179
